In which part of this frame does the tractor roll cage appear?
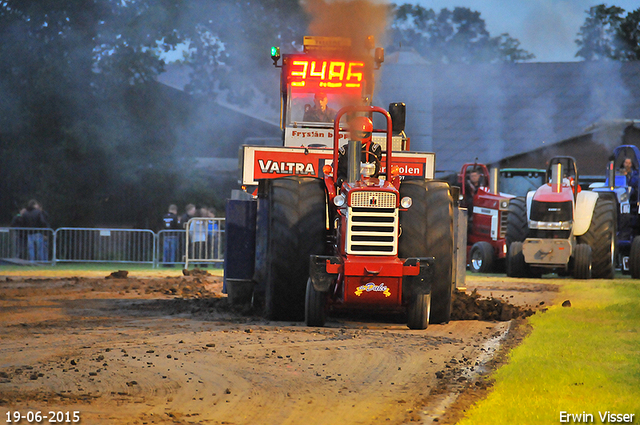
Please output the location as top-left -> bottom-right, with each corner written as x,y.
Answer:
332,105 -> 393,179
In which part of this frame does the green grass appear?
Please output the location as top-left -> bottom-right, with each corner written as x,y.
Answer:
458,278 -> 640,424
0,262 -> 224,277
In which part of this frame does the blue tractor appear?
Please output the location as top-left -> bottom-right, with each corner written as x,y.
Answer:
592,145 -> 640,276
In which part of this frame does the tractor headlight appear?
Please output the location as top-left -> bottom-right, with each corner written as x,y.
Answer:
528,220 -> 573,230
400,196 -> 412,209
333,194 -> 346,207
500,200 -> 509,210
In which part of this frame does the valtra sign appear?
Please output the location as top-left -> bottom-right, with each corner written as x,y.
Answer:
241,146 -> 435,186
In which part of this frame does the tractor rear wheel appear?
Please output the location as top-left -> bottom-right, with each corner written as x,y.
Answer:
399,180 -> 454,325
573,243 -> 592,279
469,241 -> 495,273
305,278 -> 326,327
256,177 -> 327,321
407,292 -> 431,330
506,197 -> 528,247
507,241 -> 527,277
630,236 -> 640,278
578,198 -> 616,279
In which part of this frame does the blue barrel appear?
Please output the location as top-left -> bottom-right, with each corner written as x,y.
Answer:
223,199 -> 257,303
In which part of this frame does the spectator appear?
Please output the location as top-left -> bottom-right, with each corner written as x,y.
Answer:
204,207 -> 221,263
189,208 -> 210,267
21,199 -> 50,262
178,204 -> 196,264
180,204 -> 196,228
10,207 -> 27,259
161,204 -> 180,266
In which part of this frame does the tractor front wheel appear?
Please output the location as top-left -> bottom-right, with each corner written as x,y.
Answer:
630,236 -> 640,278
407,292 -> 431,330
469,241 -> 495,273
305,278 -> 327,327
506,197 -> 528,247
578,197 -> 616,279
399,180 -> 454,325
507,242 -> 527,277
573,243 -> 592,279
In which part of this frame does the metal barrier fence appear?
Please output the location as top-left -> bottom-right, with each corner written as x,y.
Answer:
157,229 -> 187,267
0,222 -> 225,267
0,227 -> 55,264
184,218 -> 226,268
54,228 -> 156,265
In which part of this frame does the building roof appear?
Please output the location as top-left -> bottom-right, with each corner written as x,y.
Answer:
157,63 -> 280,127
377,58 -> 640,176
158,55 -> 640,178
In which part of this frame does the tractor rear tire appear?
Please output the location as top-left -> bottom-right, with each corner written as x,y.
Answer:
506,197 -> 528,247
630,236 -> 640,279
407,292 -> 431,330
399,180 -> 454,325
507,241 -> 527,277
469,241 -> 495,273
573,244 -> 592,279
578,197 -> 616,279
305,278 -> 326,327
257,177 -> 327,321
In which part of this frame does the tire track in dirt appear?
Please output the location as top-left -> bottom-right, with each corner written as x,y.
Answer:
0,275 -> 555,424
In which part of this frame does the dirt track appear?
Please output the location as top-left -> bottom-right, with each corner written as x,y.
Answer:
0,272 -> 557,424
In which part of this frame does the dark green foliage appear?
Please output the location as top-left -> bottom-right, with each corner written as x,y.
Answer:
575,4 -> 626,60
389,4 -> 534,63
575,5 -> 640,61
0,0 -> 214,227
617,9 -> 640,60
179,0 -> 308,104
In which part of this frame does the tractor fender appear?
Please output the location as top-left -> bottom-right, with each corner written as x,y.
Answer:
525,191 -> 535,221
574,191 -> 599,236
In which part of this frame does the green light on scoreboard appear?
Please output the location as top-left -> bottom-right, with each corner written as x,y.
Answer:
271,46 -> 281,66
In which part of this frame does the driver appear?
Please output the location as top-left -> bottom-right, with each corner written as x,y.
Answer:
336,116 -> 382,187
303,92 -> 337,122
622,158 -> 639,188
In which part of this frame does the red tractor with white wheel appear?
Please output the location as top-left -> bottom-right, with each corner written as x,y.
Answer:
459,163 -> 511,273
505,156 -> 616,278
459,163 -> 545,273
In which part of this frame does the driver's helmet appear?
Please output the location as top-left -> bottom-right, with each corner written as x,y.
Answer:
349,116 -> 373,143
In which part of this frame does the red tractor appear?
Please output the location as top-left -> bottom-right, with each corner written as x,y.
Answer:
459,163 -> 512,273
505,156 -> 616,278
300,105 -> 455,328
459,163 -> 546,273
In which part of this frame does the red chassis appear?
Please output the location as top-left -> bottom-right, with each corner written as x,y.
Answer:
308,105 -> 432,312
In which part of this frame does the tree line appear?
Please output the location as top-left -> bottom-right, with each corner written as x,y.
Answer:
0,1 -> 638,227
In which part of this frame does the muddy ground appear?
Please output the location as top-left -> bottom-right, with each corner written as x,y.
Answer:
0,272 -> 558,424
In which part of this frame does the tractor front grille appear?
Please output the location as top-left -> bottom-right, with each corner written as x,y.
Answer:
347,191 -> 398,255
500,211 -> 509,238
350,191 -> 397,208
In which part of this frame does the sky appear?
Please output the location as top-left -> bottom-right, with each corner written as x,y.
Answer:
412,0 -> 640,62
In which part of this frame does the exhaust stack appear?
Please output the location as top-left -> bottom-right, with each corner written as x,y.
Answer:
608,160 -> 615,189
347,140 -> 360,183
551,163 -> 562,193
490,167 -> 499,195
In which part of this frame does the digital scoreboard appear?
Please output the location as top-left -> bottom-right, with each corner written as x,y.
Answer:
286,57 -> 366,94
